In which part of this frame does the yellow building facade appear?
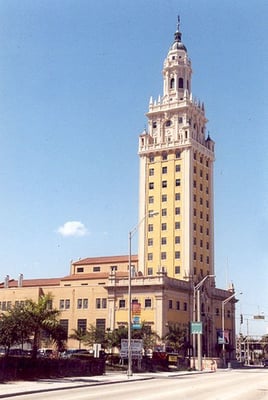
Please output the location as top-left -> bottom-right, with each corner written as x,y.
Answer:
0,19 -> 237,358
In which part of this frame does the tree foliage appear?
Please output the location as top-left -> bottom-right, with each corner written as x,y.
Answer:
162,323 -> 189,355
0,293 -> 66,358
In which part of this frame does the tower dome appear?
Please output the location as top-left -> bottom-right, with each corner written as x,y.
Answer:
169,15 -> 187,52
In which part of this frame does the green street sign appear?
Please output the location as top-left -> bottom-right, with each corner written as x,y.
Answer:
191,321 -> 203,335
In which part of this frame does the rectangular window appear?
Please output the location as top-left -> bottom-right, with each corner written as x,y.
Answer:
184,302 -> 187,311
162,194 -> 167,202
162,166 -> 167,174
102,298 -> 107,308
161,223 -> 167,231
77,267 -> 84,273
96,318 -> 106,333
175,164 -> 180,172
176,301 -> 180,310
175,236 -> 180,244
65,299 -> 70,309
175,207 -> 180,215
169,300 -> 173,309
175,266 -> 180,274
149,155 -> 154,162
175,222 -> 180,230
77,319 -> 87,334
149,182 -> 154,190
175,193 -> 180,201
147,267 -> 153,275
145,299 -> 152,308
93,266 -> 101,272
149,168 -> 154,176
59,299 -> 65,309
149,196 -> 154,204
96,298 -> 101,309
83,298 -> 88,309
148,253 -> 153,261
96,298 -> 107,309
148,238 -> 153,246
175,251 -> 180,259
119,299 -> 126,308
161,237 -> 167,245
162,180 -> 167,188
162,153 -> 167,160
148,224 -> 153,232
77,299 -> 82,309
60,319 -> 69,335
161,252 -> 166,260
176,151 -> 181,158
162,208 -> 167,216
176,179 -> 181,186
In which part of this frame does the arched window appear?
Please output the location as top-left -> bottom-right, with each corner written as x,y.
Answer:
178,78 -> 184,89
170,78 -> 175,89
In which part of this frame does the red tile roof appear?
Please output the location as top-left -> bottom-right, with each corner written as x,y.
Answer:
0,278 -> 61,288
73,254 -> 138,266
62,271 -> 128,281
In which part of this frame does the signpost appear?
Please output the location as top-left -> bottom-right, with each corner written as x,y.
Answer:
191,321 -> 203,335
120,339 -> 143,359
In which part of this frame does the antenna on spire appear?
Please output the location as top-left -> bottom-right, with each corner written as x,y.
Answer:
177,15 -> 180,32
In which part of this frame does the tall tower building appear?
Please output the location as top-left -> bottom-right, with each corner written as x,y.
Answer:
138,18 -> 215,282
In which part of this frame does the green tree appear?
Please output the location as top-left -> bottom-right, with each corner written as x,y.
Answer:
23,293 -> 61,359
163,323 -> 189,355
0,304 -> 33,354
83,324 -> 105,348
132,322 -> 159,355
69,328 -> 86,349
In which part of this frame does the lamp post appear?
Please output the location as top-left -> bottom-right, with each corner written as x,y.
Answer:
127,210 -> 158,377
221,292 -> 241,367
193,275 -> 215,371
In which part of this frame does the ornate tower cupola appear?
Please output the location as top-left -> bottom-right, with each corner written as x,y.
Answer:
163,16 -> 192,102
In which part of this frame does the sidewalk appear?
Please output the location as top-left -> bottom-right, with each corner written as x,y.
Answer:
0,370 -> 213,398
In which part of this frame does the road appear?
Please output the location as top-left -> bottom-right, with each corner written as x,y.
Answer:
9,369 -> 268,400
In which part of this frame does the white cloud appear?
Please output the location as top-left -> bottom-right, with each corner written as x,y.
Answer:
57,221 -> 88,237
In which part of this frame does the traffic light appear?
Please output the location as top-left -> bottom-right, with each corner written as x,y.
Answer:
240,314 -> 243,324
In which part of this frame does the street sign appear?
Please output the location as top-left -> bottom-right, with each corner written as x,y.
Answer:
120,339 -> 143,359
191,321 -> 203,335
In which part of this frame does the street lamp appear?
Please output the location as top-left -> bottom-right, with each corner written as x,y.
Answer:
127,210 -> 158,377
193,274 -> 215,371
221,292 -> 241,367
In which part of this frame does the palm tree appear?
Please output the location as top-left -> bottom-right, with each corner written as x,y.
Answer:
69,328 -> 86,349
163,323 -> 189,355
23,293 -> 61,359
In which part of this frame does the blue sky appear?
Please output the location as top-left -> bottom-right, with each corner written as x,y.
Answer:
0,0 -> 267,335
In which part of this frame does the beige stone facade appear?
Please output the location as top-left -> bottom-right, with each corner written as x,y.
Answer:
0,20 -> 237,358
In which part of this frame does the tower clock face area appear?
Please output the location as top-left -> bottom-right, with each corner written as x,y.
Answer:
138,19 -> 215,282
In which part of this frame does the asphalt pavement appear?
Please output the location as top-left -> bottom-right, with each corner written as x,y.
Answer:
0,370 -> 213,398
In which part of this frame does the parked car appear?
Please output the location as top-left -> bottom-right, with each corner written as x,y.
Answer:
37,348 -> 54,358
60,349 -> 89,358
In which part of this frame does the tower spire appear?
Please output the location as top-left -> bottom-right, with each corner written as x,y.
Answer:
171,15 -> 187,51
